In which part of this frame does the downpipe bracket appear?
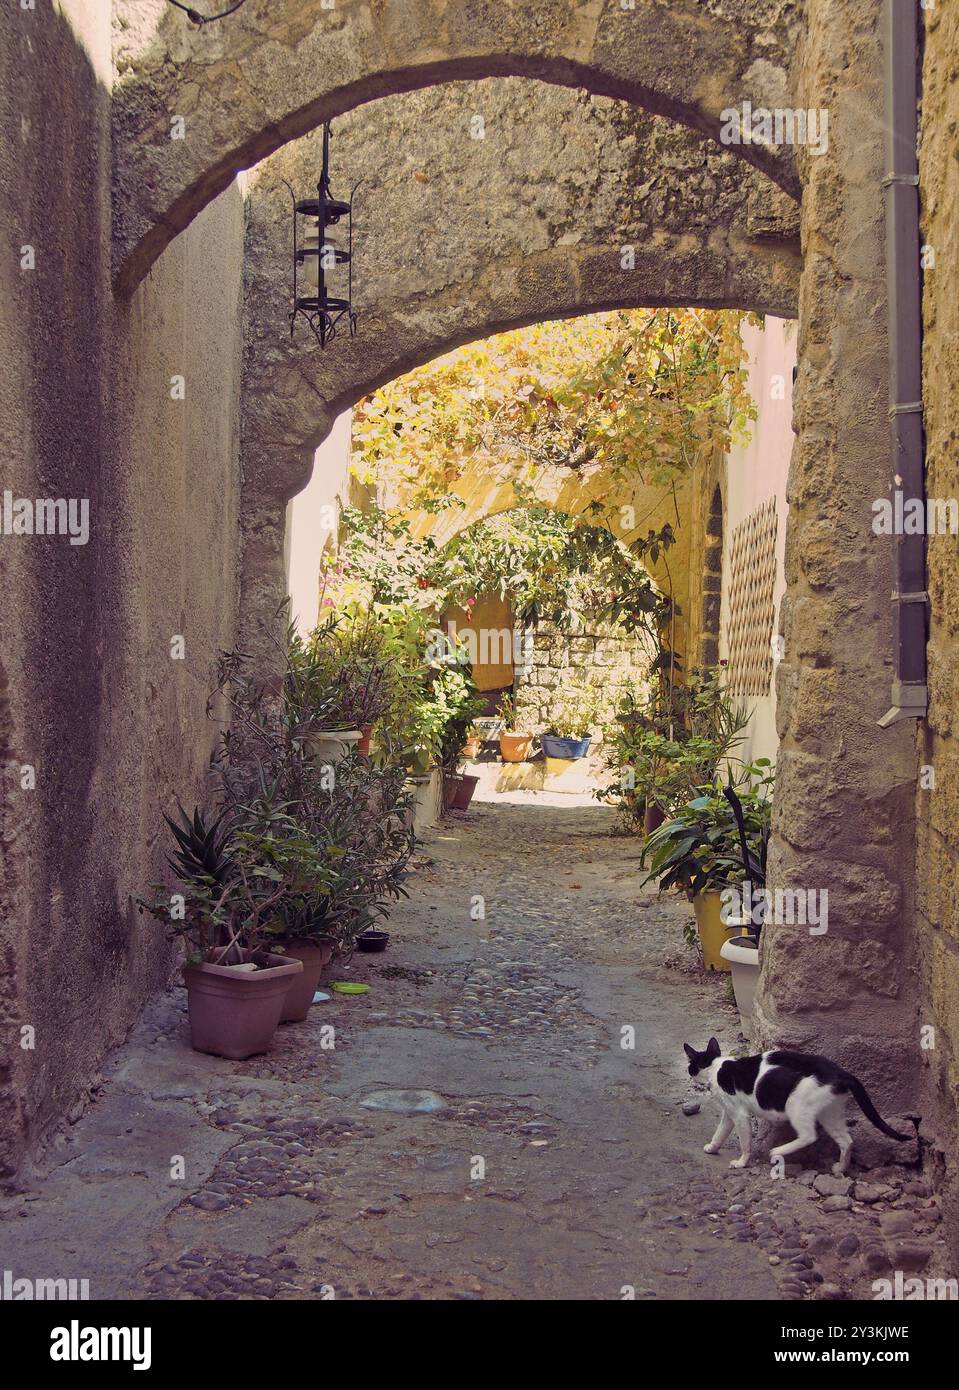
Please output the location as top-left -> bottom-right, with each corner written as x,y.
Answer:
878,682 -> 928,729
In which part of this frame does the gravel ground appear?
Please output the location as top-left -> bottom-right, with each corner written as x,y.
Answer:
0,795 -> 946,1300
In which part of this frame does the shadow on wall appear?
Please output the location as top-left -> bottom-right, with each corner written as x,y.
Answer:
0,3 -> 246,1186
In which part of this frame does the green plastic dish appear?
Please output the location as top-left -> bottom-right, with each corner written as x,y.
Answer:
331,981 -> 369,995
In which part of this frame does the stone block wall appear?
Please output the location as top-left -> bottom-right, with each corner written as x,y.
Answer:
757,0 -> 920,1145
513,619 -> 647,739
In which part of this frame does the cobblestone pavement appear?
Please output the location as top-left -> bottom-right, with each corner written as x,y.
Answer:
0,797 -> 946,1300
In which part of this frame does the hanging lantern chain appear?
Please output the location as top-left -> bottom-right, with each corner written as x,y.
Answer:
165,0 -> 250,26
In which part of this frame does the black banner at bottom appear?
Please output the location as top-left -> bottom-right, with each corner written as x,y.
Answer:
0,1294 -> 952,1374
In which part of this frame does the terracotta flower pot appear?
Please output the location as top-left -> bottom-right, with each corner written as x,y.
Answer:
442,772 -> 462,810
499,732 -> 533,762
453,773 -> 479,809
358,725 -> 373,755
279,939 -> 335,1022
183,951 -> 304,1059
461,736 -> 481,759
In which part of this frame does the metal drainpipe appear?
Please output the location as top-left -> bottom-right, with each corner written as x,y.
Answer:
878,0 -> 928,728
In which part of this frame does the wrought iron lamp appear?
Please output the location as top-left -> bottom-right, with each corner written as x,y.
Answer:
286,124 -> 358,349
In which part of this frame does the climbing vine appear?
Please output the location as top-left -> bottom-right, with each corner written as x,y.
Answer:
351,309 -> 759,512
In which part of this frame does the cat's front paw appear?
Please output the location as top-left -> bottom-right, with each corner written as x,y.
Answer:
729,1156 -> 750,1169
703,1143 -> 721,1155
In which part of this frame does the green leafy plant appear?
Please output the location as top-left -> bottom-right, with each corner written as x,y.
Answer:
496,690 -> 517,730
639,762 -> 773,901
601,670 -> 750,823
289,609 -> 393,731
139,626 -> 417,964
545,680 -> 604,738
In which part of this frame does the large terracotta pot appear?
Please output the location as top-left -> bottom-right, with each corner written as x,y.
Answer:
279,939 -> 336,1022
183,951 -> 304,1059
358,725 -> 373,755
499,732 -> 533,762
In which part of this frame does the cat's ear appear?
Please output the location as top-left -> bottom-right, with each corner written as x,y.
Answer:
706,1037 -> 721,1057
683,1043 -> 697,1060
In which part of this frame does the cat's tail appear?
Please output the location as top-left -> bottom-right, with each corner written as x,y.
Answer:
843,1075 -> 914,1141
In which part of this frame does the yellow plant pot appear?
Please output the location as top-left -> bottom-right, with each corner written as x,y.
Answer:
692,891 -> 733,972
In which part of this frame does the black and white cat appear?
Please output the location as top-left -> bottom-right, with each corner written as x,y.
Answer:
683,1038 -> 914,1173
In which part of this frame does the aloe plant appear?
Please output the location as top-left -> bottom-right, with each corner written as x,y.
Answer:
163,803 -> 234,889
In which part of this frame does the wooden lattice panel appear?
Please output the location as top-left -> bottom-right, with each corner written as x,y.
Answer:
726,497 -> 778,697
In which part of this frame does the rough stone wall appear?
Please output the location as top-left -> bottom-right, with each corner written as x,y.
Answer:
514,620 -> 647,738
917,0 -> 959,1265
0,2 -> 244,1183
110,0 -> 803,294
758,1 -> 920,1135
239,78 -> 800,665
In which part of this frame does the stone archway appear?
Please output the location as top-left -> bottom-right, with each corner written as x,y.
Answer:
111,0 -> 802,295
237,79 -> 800,655
229,5 -> 922,1151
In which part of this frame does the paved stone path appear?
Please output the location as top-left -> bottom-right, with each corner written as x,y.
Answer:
0,797 -> 943,1300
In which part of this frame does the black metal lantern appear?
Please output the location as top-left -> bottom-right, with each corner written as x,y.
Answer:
286,123 -> 358,349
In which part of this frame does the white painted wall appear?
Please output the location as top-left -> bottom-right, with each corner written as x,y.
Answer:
719,316 -> 796,769
285,409 -> 352,633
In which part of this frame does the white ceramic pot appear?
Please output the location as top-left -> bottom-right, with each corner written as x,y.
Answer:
308,730 -> 362,764
720,935 -> 761,1024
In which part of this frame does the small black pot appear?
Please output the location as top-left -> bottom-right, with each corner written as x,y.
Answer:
357,930 -> 390,953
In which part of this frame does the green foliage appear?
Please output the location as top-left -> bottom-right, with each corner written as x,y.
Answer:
288,609 -> 393,730
601,670 -> 750,823
325,508 -> 442,609
352,309 -> 758,507
640,762 -> 774,900
138,633 -> 416,963
544,680 -> 605,738
440,507 -> 675,648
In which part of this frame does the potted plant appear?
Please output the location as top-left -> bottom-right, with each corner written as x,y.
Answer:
718,772 -> 772,1026
497,692 -> 533,762
200,636 -> 416,1023
137,805 -> 305,1059
433,664 -> 486,809
603,672 -> 750,835
289,613 -> 393,764
640,771 -> 771,971
461,724 -> 482,759
541,682 -> 602,760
